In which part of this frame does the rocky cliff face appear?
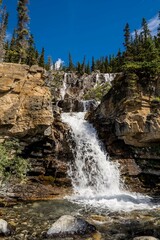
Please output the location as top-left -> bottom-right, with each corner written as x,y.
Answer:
87,72 -> 160,195
0,63 -> 72,202
50,71 -> 114,112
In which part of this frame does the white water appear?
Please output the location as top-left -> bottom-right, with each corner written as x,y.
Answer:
104,73 -> 116,83
60,73 -> 67,100
61,111 -> 156,212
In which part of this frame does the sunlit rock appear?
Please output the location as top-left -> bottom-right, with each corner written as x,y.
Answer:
0,219 -> 12,236
46,215 -> 96,236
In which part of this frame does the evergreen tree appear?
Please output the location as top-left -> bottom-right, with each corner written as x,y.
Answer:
81,55 -> 86,73
7,29 -> 19,62
91,56 -> 95,72
68,52 -> 74,71
141,18 -> 151,42
85,61 -> 91,74
16,0 -> 30,63
26,34 -> 37,66
38,47 -> 45,68
123,23 -> 130,50
76,61 -> 82,75
157,11 -> 160,42
0,3 -> 8,62
45,56 -> 53,70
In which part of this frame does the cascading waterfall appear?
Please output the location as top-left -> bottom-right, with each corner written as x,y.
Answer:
104,73 -> 116,84
62,104 -> 157,212
62,112 -> 120,196
60,73 -> 67,100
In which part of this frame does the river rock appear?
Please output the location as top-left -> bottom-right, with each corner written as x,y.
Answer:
0,219 -> 12,236
46,215 -> 96,237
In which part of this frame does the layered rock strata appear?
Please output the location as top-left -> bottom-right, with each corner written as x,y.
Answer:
87,73 -> 160,194
0,63 -> 72,202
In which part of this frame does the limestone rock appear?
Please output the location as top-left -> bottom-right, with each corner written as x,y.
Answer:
46,215 -> 96,237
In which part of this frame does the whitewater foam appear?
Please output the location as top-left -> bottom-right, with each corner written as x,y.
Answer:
61,111 -> 158,212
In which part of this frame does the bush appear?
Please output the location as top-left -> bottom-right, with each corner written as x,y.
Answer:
0,139 -> 30,182
84,82 -> 111,101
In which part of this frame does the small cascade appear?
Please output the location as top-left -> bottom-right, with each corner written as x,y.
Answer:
61,109 -> 157,212
104,73 -> 116,84
82,100 -> 99,112
94,73 -> 99,88
60,73 -> 68,100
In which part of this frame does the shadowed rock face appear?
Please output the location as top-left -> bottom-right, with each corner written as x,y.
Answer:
87,73 -> 160,194
0,63 -> 72,202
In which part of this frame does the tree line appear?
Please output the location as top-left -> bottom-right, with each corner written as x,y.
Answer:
67,13 -> 160,76
0,0 -> 160,76
0,0 -> 49,68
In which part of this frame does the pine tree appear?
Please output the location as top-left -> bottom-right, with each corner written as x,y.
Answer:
45,56 -> 53,70
141,18 -> 151,42
157,11 -> 160,42
91,56 -> 95,72
0,4 -> 8,62
68,52 -> 74,71
38,47 -> 45,68
123,23 -> 130,50
76,61 -> 82,75
16,0 -> 30,63
81,55 -> 86,73
85,61 -> 91,74
26,34 -> 37,66
7,29 -> 19,62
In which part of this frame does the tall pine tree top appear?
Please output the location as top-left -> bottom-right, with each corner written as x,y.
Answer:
16,0 -> 30,63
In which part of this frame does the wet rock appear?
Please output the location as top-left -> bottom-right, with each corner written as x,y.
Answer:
133,237 -> 159,240
87,73 -> 160,194
0,219 -> 12,236
46,215 -> 96,237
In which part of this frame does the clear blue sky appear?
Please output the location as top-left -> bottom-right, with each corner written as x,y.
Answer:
3,0 -> 160,65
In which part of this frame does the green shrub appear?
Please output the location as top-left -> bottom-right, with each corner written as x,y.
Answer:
84,82 -> 111,101
0,139 -> 30,182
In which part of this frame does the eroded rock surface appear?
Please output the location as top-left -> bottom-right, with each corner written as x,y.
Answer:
0,63 -> 72,201
87,73 -> 160,194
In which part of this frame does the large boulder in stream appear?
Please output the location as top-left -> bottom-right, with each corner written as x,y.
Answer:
0,219 -> 13,236
87,72 -> 160,195
46,215 -> 96,237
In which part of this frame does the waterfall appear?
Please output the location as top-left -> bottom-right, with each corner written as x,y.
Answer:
82,100 -> 99,112
104,73 -> 116,84
61,104 -> 157,212
94,73 -> 99,88
60,73 -> 67,100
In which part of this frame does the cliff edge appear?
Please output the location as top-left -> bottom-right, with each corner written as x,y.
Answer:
87,72 -> 160,195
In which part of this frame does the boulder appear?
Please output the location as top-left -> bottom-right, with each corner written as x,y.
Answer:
46,215 -> 96,237
0,219 -> 12,236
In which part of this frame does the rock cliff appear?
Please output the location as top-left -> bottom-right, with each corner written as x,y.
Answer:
87,72 -> 160,195
0,63 -> 72,202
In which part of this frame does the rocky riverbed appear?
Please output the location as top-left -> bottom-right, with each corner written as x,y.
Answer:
0,198 -> 160,240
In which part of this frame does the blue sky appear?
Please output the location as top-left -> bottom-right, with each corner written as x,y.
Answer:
4,0 -> 160,65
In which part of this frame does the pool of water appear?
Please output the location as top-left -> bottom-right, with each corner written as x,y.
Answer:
1,198 -> 160,240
